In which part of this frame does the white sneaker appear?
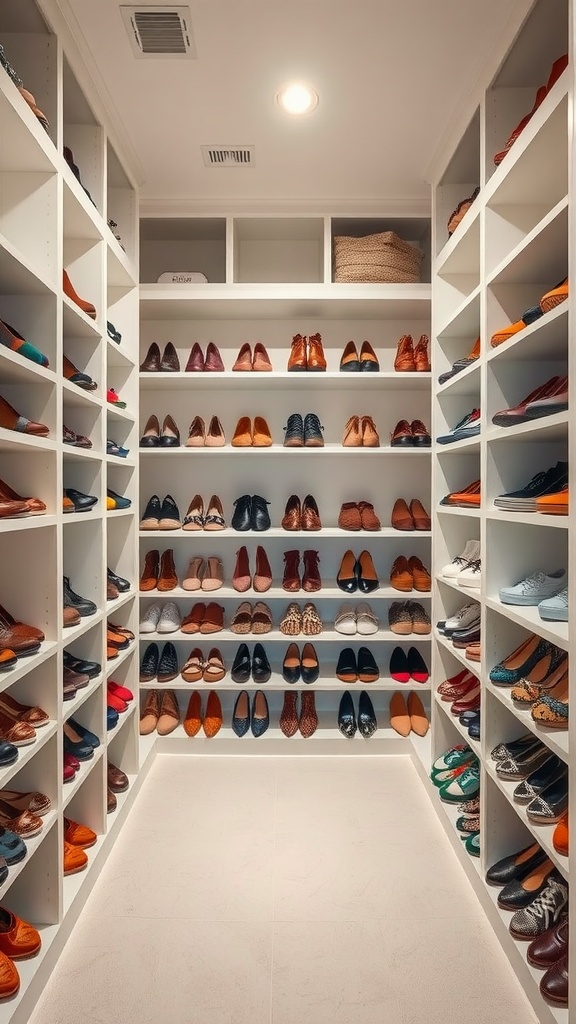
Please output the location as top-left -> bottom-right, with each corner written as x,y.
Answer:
442,540 -> 480,578
157,601 -> 182,633
140,603 -> 161,633
444,603 -> 480,632
458,558 -> 481,589
499,569 -> 567,606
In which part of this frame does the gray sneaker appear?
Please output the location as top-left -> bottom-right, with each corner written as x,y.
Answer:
499,569 -> 566,606
538,587 -> 568,622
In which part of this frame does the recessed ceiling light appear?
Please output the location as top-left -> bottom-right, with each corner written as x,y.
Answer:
276,82 -> 318,115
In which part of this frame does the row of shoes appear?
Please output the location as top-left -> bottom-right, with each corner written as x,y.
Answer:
62,488 -> 132,513
492,735 -> 568,819
436,601 -> 481,661
437,669 -> 481,738
499,568 -> 567,622
489,635 -> 569,728
139,640 -> 429,686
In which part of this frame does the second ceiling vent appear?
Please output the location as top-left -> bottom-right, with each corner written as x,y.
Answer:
120,6 -> 196,58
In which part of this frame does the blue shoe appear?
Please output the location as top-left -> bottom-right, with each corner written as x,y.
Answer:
436,409 -> 481,445
232,691 -> 250,738
538,587 -> 568,622
0,828 -> 26,865
63,732 -> 94,761
107,489 -> 131,510
499,569 -> 566,606
68,718 -> 100,748
107,707 -> 119,730
251,691 -> 269,737
0,742 -> 18,768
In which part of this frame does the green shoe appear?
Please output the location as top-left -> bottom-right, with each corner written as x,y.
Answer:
465,832 -> 480,857
439,764 -> 479,803
431,745 -> 473,777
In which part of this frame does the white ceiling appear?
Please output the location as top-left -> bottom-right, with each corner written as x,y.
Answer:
63,0 -> 524,206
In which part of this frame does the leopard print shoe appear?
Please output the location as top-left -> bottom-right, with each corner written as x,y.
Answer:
280,602 -> 302,635
302,602 -> 322,635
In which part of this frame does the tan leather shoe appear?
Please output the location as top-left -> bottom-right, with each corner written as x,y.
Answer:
205,415 -> 225,446
0,394 -> 49,436
232,416 -> 253,446
139,689 -> 160,735
181,648 -> 204,683
203,691 -> 222,737
390,555 -> 412,592
391,498 -> 414,531
63,606 -> 81,628
410,499 -> 431,530
233,343 -> 252,371
408,556 -> 431,592
390,691 -> 410,737
407,691 -> 429,736
307,333 -> 326,371
288,333 -> 307,371
393,335 -> 415,372
414,335 -> 431,372
158,549 -> 178,592
139,550 -> 159,591
253,342 -> 273,371
342,415 -> 362,447
186,416 -> 205,447
183,691 -> 202,736
253,416 -> 272,447
203,648 -> 225,683
361,416 -> 379,447
338,502 -> 361,531
157,689 -> 180,736
358,501 -> 380,531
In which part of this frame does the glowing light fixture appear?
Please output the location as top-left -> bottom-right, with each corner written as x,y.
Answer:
276,82 -> 318,115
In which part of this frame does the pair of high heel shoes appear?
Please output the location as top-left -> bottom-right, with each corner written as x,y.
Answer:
140,415 -> 180,447
490,634 -> 569,727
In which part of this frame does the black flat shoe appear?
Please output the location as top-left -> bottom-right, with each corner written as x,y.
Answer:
282,642 -> 300,684
357,550 -> 379,594
304,413 -> 324,447
63,576 -> 97,617
251,691 -> 269,737
283,413 -> 304,447
336,647 -> 357,683
232,690 -> 250,737
140,494 -> 162,528
251,494 -> 271,531
63,651 -> 101,678
358,690 -> 377,738
158,642 -> 179,683
231,643 -> 251,684
357,646 -> 379,683
514,755 -> 564,804
107,568 -> 130,592
338,690 -> 356,738
337,550 -> 358,593
301,642 -> 319,683
527,770 -> 569,824
140,642 -> 159,681
65,488 -> 97,512
486,841 -> 547,887
159,494 -> 180,528
407,646 -> 429,682
232,495 -> 252,531
252,642 -> 271,683
389,646 -> 410,683
497,858 -> 555,910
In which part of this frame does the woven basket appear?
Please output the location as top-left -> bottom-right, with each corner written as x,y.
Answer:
333,231 -> 423,284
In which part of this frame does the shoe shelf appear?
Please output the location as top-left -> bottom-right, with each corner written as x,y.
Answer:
139,446 -> 431,458
486,508 -> 570,530
435,573 -> 478,597
486,304 -> 568,364
436,361 -> 481,397
139,371 -> 433,391
105,646 -> 136,679
436,435 -> 481,455
0,721 -> 57,794
485,761 -> 568,882
107,589 -> 137,614
138,527 -> 433,540
436,506 -> 480,519
138,628 -> 433,644
434,204 -> 480,280
153,722 -> 407,750
433,690 -> 481,757
62,746 -> 104,811
64,673 -> 104,719
486,681 -> 569,765
0,643 -> 58,692
418,772 -> 482,880
0,514 -> 58,535
435,283 -> 481,338
0,809 -> 58,901
139,676 -> 431,693
434,630 -> 478,674
486,195 -> 568,287
485,411 -> 569,445
485,598 -> 569,653
140,585 -> 432,601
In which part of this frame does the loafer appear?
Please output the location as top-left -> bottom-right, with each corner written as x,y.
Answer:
497,855 -> 554,909
64,488 -> 97,512
232,691 -> 250,737
140,642 -> 159,681
358,690 -> 377,738
0,743 -> 18,768
301,642 -> 319,684
527,917 -> 568,969
303,413 -> 324,447
231,643 -> 251,684
338,691 -> 356,738
252,642 -> 271,683
282,642 -> 301,684
68,718 -> 100,748
158,642 -> 179,683
251,691 -> 269,737
283,413 -> 304,447
527,771 -> 569,824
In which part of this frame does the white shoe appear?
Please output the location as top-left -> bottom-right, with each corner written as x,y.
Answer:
500,569 -> 567,606
458,558 -> 481,589
157,601 -> 182,633
140,603 -> 161,633
334,603 -> 356,635
356,602 -> 379,635
442,540 -> 480,578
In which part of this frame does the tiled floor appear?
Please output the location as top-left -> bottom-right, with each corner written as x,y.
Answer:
30,755 -> 537,1024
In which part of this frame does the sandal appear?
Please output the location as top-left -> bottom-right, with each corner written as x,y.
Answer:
280,602 -> 302,636
181,647 -> 204,683
252,601 -> 272,634
231,601 -> 253,634
203,648 -> 225,683
204,494 -> 225,531
0,394 -> 49,436
182,495 -> 204,531
302,602 -> 322,635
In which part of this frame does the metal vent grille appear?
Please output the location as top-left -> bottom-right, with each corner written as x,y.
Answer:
201,146 -> 255,168
120,6 -> 195,58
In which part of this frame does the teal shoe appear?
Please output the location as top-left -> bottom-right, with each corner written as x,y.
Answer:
107,489 -> 132,510
489,637 -> 551,686
439,764 -> 479,803
464,832 -> 480,857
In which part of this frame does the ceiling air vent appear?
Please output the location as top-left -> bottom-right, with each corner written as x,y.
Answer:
201,146 -> 255,168
120,6 -> 196,58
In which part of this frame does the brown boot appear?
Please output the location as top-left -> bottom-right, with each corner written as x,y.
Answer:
282,550 -> 300,592
302,550 -> 321,592
288,333 -> 307,371
140,550 -> 159,591
299,692 -> 318,737
414,334 -> 431,372
158,549 -> 178,592
307,333 -> 327,371
393,335 -> 415,372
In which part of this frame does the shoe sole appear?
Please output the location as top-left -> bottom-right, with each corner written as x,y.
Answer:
500,594 -> 552,605
536,504 -> 568,515
538,608 -> 568,621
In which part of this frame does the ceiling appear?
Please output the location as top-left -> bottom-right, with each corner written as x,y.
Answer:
62,0 -> 524,207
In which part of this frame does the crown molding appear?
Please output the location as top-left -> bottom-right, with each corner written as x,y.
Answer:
138,196 -> 432,218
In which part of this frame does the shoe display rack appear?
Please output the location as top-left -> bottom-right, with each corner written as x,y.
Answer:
0,2 -> 139,1019
429,0 -> 573,1020
138,213 -> 433,753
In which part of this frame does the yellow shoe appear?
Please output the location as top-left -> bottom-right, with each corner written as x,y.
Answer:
107,495 -> 116,510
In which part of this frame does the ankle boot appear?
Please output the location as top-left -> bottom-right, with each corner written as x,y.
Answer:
302,550 -> 321,592
394,334 -> 416,372
140,550 -> 159,591
232,546 -> 251,593
414,334 -> 431,372
158,549 -> 178,592
282,550 -> 300,592
254,545 -> 272,593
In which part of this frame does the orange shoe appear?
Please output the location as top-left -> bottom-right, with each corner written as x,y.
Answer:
389,691 -> 410,737
0,908 -> 41,960
183,690 -> 202,737
203,690 -> 222,738
553,813 -> 569,856
389,556 -> 413,592
231,416 -> 252,447
64,817 -> 97,849
394,335 -> 416,372
407,691 -> 429,737
536,486 -> 569,516
252,416 -> 272,447
63,494 -> 74,513
493,85 -> 547,166
0,951 -> 19,998
540,277 -> 568,314
63,270 -> 96,319
0,651 -> 17,672
490,318 -> 527,348
414,334 -> 431,372
63,840 -> 88,875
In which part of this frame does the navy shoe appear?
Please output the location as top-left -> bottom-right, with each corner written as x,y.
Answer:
0,742 -> 18,767
107,489 -> 132,510
338,690 -> 356,738
494,461 -> 568,511
251,691 -> 269,737
232,690 -> 250,737
107,707 -> 119,730
68,718 -> 100,748
358,690 -> 377,738
63,733 -> 94,761
63,651 -> 101,679
0,828 -> 26,865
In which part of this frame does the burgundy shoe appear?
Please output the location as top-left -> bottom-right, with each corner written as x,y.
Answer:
302,550 -> 321,592
204,342 -> 224,372
185,343 -> 204,372
451,687 -> 481,715
524,377 -> 569,420
492,376 -> 564,427
282,550 -> 300,592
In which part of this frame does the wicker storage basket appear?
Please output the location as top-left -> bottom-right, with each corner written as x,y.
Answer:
333,230 -> 423,284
